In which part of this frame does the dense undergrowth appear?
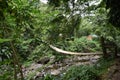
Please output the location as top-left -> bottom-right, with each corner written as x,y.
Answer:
27,37 -> 101,62
56,37 -> 101,52
0,0 -> 120,80
41,57 -> 114,80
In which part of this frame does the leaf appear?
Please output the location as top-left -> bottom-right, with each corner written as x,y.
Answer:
0,38 -> 12,43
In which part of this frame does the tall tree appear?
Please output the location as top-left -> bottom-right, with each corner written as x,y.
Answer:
105,0 -> 120,28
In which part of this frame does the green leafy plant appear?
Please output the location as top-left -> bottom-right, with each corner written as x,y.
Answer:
41,74 -> 55,80
93,57 -> 114,75
67,37 -> 101,52
63,57 -> 114,80
0,39 -> 12,43
63,65 -> 99,80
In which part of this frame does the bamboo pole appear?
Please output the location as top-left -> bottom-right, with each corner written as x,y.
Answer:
49,45 -> 103,55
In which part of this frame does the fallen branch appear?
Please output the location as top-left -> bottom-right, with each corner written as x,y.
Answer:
49,45 -> 102,55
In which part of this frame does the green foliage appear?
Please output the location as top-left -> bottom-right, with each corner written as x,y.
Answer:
77,18 -> 94,37
63,65 -> 98,80
67,37 -> 100,52
116,35 -> 120,50
63,57 -> 114,80
105,0 -> 120,27
0,0 -> 119,79
41,74 -> 55,80
50,37 -> 101,62
0,71 -> 12,80
0,64 -> 13,80
0,39 -> 11,43
93,57 -> 114,75
28,43 -> 54,61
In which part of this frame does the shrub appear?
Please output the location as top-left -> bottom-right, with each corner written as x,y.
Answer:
66,37 -> 100,52
28,44 -> 52,61
41,74 -> 55,80
63,65 -> 99,80
93,57 -> 114,75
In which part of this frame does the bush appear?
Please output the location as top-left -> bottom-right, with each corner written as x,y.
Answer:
28,44 -> 52,61
63,57 -> 114,80
41,74 -> 55,80
51,37 -> 100,62
63,65 -> 99,80
93,57 -> 114,75
66,37 -> 100,52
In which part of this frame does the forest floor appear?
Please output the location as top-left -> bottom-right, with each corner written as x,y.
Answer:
22,54 -> 120,80
102,57 -> 120,80
22,55 -> 101,79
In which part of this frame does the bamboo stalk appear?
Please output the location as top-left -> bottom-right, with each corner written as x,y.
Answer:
4,27 -> 24,80
49,45 -> 103,55
10,42 -> 24,80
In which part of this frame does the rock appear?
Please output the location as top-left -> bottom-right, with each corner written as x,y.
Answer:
36,57 -> 50,64
34,72 -> 44,79
90,56 -> 99,63
50,70 -> 61,76
93,55 -> 101,59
